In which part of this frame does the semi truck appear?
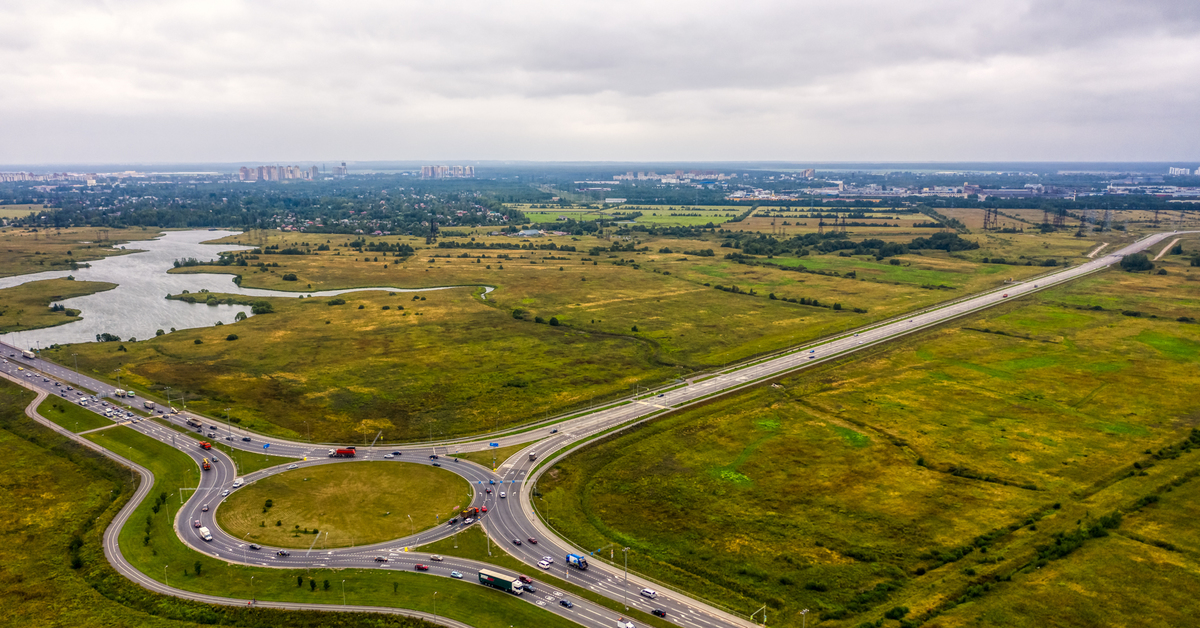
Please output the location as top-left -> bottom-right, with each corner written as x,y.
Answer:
186,418 -> 202,429
566,554 -> 589,570
198,441 -> 212,450
478,569 -> 523,594
202,458 -> 211,471
328,448 -> 357,458
198,526 -> 213,541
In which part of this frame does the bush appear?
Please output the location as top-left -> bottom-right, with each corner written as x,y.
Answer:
234,311 -> 247,321
251,301 -> 273,314
282,273 -> 298,281
327,298 -> 346,305
885,607 -> 909,620
549,317 -> 561,326
226,334 -> 238,341
155,329 -> 165,336
631,325 -> 639,332
194,339 -> 203,345
1120,253 -> 1154,272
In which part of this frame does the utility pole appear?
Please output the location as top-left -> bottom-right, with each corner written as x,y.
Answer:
72,353 -> 79,374
225,408 -> 232,440
622,547 -> 630,610
341,579 -> 346,606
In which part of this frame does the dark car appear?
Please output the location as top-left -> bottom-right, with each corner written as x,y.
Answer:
375,556 -> 389,562
486,488 -> 492,494
447,517 -> 459,525
414,564 -> 429,571
525,584 -> 537,594
277,550 -> 291,556
652,610 -> 668,618
488,479 -> 495,485
512,539 -> 522,546
528,537 -> 538,544
432,462 -> 441,467
559,599 -> 574,608
392,451 -> 402,456
242,436 -> 251,442
429,454 -> 439,459
249,544 -> 261,550
518,575 -> 533,584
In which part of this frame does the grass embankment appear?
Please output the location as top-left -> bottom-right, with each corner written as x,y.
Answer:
53,227 -> 1068,443
0,278 -> 117,333
0,225 -> 160,278
84,422 -> 579,628
38,395 -> 117,432
219,462 -> 471,548
456,442 -> 530,469
537,254 -> 1200,626
155,418 -> 296,475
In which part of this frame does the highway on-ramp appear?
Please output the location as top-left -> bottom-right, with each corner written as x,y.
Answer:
0,230 -> 1188,628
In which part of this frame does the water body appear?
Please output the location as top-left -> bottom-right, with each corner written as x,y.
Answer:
0,230 -> 486,348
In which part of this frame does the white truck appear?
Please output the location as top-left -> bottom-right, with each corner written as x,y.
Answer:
232,478 -> 244,489
21,350 -> 35,359
198,526 -> 213,541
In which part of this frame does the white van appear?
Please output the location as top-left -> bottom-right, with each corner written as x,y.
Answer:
640,588 -> 658,599
198,526 -> 213,541
232,478 -> 244,489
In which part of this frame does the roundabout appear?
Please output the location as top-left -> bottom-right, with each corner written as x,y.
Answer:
216,461 -> 472,548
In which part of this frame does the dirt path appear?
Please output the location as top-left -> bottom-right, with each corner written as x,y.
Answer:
1087,242 -> 1109,258
1153,237 -> 1182,260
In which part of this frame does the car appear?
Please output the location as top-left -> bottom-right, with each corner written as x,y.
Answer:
249,544 -> 260,550
541,556 -> 554,564
66,386 -> 72,391
287,464 -> 298,470
537,560 -> 550,569
524,584 -> 537,593
392,451 -> 402,456
657,393 -> 664,397
518,575 -> 533,584
640,588 -> 658,599
221,490 -> 229,496
652,610 -> 667,618
1003,293 -> 1008,298
375,556 -> 389,562
447,517 -> 459,525
462,517 -> 475,524
429,454 -> 438,459
486,488 -> 492,494
202,504 -> 209,512
450,571 -> 463,579
550,428 -> 558,433
241,436 -> 251,442
527,537 -> 538,544
488,479 -> 495,485
432,462 -> 441,467
193,519 -> 201,528
499,491 -> 506,498
383,453 -> 394,459
225,436 -> 233,440
512,539 -> 522,546
559,599 -> 574,608
480,505 -> 488,513
414,564 -> 429,571
431,555 -> 444,561
277,550 -> 291,556
208,432 -> 217,438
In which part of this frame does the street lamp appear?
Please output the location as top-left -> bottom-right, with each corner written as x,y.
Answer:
251,576 -> 255,602
72,353 -> 78,374
225,407 -> 232,439
242,533 -> 251,563
433,591 -> 438,618
801,608 -> 809,628
407,514 -> 413,537
164,564 -> 168,587
341,579 -> 346,606
622,547 -> 630,610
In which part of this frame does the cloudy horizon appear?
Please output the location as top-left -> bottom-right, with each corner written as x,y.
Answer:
2,0 -> 1198,164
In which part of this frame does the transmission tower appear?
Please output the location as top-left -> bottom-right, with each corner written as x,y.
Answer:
1153,208 -> 1160,226
817,215 -> 825,235
1103,209 -> 1113,232
1053,208 -> 1065,229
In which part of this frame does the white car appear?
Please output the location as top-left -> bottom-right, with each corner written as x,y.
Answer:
537,560 -> 551,570
287,464 -> 298,470
640,588 -> 658,599
499,491 -> 506,498
383,453 -> 394,459
541,556 -> 554,564
221,489 -> 229,496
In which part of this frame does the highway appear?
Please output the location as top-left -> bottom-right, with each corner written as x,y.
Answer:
0,229 -> 1188,628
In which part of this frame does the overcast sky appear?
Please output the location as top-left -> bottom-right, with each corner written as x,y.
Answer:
2,0 -> 1198,164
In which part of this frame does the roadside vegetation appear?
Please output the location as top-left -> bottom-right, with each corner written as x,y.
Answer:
0,277 -> 117,333
536,248 -> 1200,626
218,462 -> 471,548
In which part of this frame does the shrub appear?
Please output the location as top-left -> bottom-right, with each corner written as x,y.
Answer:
226,334 -> 238,341
327,298 -> 346,305
155,329 -> 165,336
549,317 -> 561,326
1120,253 -> 1153,272
631,325 -> 639,332
251,301 -> 273,314
282,273 -> 298,281
194,339 -> 203,345
885,607 -> 909,620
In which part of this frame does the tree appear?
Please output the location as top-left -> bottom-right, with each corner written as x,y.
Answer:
155,329 -> 165,336
282,273 -> 298,281
323,579 -> 331,591
251,301 -> 273,314
234,311 -> 247,322
298,575 -> 304,587
226,334 -> 239,341
310,578 -> 316,591
549,317 -> 561,326
1120,253 -> 1154,272
631,325 -> 639,332
194,339 -> 203,344
194,560 -> 202,577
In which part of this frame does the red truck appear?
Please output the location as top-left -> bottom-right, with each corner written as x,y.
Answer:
199,441 -> 212,450
328,448 -> 357,458
202,458 -> 211,471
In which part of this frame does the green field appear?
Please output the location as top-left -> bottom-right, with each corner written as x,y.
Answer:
46,228 -> 1061,442
0,225 -> 161,278
537,254 -> 1200,626
0,277 -> 117,333
38,395 -> 117,432
0,204 -> 49,219
218,461 -> 471,548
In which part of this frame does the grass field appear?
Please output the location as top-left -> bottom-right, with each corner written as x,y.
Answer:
43,227 -> 1077,442
0,204 -> 49,219
0,277 -> 117,333
218,462 -> 472,548
0,225 -> 162,278
456,442 -> 531,468
84,421 -> 580,628
537,252 -> 1200,626
38,395 -> 116,432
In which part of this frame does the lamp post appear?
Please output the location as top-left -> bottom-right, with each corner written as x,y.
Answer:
407,514 -> 414,537
433,591 -> 438,618
225,407 -> 231,439
251,575 -> 255,602
341,579 -> 346,606
801,608 -> 809,628
622,547 -> 630,610
72,353 -> 78,374
242,532 -> 251,564
164,564 -> 168,587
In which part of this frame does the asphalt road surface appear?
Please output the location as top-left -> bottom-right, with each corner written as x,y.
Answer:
0,229 -> 1188,628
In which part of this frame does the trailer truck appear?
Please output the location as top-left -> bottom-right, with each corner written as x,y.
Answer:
21,350 -> 35,359
478,569 -> 523,594
328,448 -> 357,458
143,400 -> 155,410
566,554 -> 589,570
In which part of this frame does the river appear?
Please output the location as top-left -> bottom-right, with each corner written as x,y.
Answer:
0,230 -> 480,348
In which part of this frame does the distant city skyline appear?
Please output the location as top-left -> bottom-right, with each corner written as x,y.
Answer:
1,1 -> 1197,164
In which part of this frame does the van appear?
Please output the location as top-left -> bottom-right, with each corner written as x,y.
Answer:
198,526 -> 213,541
232,478 -> 244,489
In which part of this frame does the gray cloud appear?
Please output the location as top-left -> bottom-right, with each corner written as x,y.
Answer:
1,0 -> 1197,163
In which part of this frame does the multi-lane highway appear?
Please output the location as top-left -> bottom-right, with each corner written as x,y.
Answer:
0,229 -> 1188,628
